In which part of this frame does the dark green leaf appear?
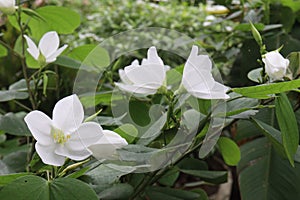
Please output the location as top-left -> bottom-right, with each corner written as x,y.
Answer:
145,186 -> 200,200
238,138 -> 300,200
158,167 -> 180,187
180,169 -> 227,184
0,173 -> 32,187
0,176 -> 98,200
98,183 -> 134,200
275,93 -> 299,166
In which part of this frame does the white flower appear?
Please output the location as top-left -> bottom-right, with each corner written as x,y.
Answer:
88,130 -> 128,160
262,51 -> 289,81
0,0 -> 17,15
181,45 -> 229,99
115,46 -> 167,95
24,31 -> 68,65
24,94 -> 103,166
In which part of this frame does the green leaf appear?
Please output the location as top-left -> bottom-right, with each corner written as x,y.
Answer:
287,52 -> 300,78
0,173 -> 32,186
217,137 -> 241,166
0,43 -> 8,57
36,6 -> 80,34
158,167 -> 180,187
234,23 -> 265,31
251,118 -> 285,156
145,186 -> 200,200
275,93 -> 299,167
179,169 -> 227,184
0,112 -> 31,136
114,124 -> 138,144
0,176 -> 98,200
238,138 -> 300,200
80,92 -> 122,107
232,79 -> 300,99
247,67 -> 263,83
98,183 -> 134,200
2,151 -> 28,173
68,44 -> 98,61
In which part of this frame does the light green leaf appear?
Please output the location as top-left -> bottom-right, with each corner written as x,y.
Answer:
0,43 -> 8,57
114,124 -> 138,144
68,44 -> 98,61
275,93 -> 299,167
36,6 -> 80,34
0,112 -> 31,136
247,67 -> 263,83
217,137 -> 241,166
232,79 -> 300,99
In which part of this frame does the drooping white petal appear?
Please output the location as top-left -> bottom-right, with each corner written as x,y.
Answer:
190,82 -> 230,99
89,130 -> 128,160
55,144 -> 92,161
24,111 -> 54,146
67,122 -> 103,151
0,0 -> 16,14
115,82 -> 158,95
38,31 -> 60,59
124,64 -> 165,85
46,44 -> 68,63
52,94 -> 84,133
24,35 -> 39,60
35,143 -> 65,166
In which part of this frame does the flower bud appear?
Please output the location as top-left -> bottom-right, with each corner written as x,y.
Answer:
262,51 -> 289,81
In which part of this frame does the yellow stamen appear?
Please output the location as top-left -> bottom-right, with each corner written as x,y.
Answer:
51,127 -> 70,144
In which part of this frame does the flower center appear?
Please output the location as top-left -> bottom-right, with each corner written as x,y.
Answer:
51,127 -> 70,144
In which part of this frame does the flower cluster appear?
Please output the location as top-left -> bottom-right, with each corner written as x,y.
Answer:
115,45 -> 230,99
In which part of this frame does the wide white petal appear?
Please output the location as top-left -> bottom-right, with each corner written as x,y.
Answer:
52,94 -> 84,133
182,68 -> 214,91
119,69 -> 133,84
46,44 -> 68,63
89,130 -> 128,160
67,122 -> 103,151
38,31 -> 60,58
55,145 -> 91,161
35,143 -> 65,166
115,82 -> 158,95
24,35 -> 39,60
24,111 -> 54,146
124,63 -> 165,85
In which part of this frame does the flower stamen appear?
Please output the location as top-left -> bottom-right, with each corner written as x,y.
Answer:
51,127 -> 70,144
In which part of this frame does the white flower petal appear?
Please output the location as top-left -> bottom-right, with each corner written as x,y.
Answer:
115,82 -> 158,94
52,94 -> 84,133
38,31 -> 60,58
24,35 -> 39,60
67,122 -> 103,151
24,111 -> 54,146
55,145 -> 91,161
124,64 -> 165,85
89,130 -> 128,160
46,44 -> 68,63
263,51 -> 289,81
142,46 -> 164,65
119,69 -> 133,84
182,45 -> 229,99
35,143 -> 65,166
